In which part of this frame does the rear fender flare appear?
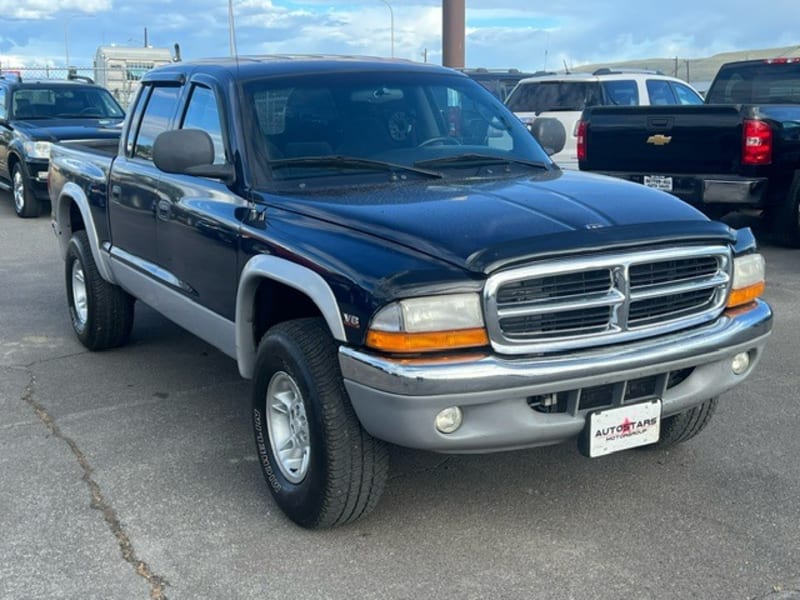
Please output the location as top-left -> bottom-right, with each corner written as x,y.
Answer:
53,181 -> 116,284
235,255 -> 347,379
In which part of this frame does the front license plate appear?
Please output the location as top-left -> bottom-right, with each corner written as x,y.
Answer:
586,399 -> 662,458
643,175 -> 673,192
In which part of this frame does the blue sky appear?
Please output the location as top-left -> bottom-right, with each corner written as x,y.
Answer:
1,0 -> 798,72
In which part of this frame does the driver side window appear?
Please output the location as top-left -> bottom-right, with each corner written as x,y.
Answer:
181,85 -> 227,165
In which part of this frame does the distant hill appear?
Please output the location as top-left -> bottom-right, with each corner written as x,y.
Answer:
575,45 -> 800,91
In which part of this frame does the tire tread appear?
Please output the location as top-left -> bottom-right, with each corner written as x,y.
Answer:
656,398 -> 717,448
67,231 -> 134,351
257,318 -> 388,528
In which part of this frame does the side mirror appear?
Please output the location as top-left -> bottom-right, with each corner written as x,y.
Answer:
153,129 -> 235,183
527,118 -> 567,156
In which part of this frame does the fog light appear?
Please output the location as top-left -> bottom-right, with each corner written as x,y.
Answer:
435,406 -> 463,434
731,352 -> 750,375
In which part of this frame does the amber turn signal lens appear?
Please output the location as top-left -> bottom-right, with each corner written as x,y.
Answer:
366,328 -> 489,353
727,281 -> 765,309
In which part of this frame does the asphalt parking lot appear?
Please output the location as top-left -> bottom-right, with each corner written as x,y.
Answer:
1,191 -> 798,600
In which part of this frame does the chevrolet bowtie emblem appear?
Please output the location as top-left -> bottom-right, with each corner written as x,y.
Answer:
646,134 -> 672,145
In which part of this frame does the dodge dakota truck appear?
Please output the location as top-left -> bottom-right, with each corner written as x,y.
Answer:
0,73 -> 125,217
578,58 -> 800,246
48,56 -> 773,529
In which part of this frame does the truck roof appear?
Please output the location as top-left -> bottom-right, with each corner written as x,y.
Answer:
142,55 -> 461,82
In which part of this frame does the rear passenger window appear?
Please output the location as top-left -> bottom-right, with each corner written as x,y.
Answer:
181,85 -> 227,164
0,88 -> 6,120
646,79 -> 677,105
133,86 -> 181,160
601,80 -> 639,105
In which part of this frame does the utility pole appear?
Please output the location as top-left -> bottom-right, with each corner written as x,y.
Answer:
442,0 -> 465,67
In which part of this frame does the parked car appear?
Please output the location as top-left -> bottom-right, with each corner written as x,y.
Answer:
578,58 -> 800,245
48,56 -> 771,528
0,73 -> 124,217
460,68 -> 542,102
506,69 -> 704,169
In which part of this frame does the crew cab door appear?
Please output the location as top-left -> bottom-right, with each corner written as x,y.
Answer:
109,82 -> 182,268
154,80 -> 242,321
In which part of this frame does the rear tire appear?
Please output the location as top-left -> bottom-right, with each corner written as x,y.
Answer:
652,398 -> 717,448
251,318 -> 389,529
773,172 -> 800,248
12,163 -> 40,218
65,231 -> 135,350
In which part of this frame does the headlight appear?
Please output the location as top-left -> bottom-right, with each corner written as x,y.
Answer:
727,253 -> 765,308
23,141 -> 51,160
366,293 -> 488,353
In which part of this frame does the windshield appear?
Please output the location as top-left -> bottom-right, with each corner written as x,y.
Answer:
706,62 -> 800,104
11,86 -> 125,119
242,71 -> 551,185
505,81 -> 605,113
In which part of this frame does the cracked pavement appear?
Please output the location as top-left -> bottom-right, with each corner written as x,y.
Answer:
1,195 -> 799,600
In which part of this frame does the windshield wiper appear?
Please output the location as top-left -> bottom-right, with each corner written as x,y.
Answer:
415,154 -> 550,170
55,113 -> 107,118
269,155 -> 443,179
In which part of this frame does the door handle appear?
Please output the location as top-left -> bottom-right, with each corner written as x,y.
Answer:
157,199 -> 172,221
646,117 -> 674,130
110,185 -> 121,199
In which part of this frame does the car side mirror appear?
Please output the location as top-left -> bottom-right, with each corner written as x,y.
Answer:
527,118 -> 567,156
153,129 -> 235,184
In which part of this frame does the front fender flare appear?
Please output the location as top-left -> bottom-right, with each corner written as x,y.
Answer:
235,255 -> 347,379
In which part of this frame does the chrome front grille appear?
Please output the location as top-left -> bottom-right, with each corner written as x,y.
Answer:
484,246 -> 731,355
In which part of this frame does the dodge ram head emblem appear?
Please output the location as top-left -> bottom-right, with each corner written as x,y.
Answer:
646,134 -> 672,146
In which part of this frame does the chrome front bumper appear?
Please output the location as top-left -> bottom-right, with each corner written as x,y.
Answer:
339,300 -> 772,453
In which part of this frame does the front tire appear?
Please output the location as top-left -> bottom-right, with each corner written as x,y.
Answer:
773,172 -> 800,248
652,398 -> 717,448
65,230 -> 135,350
252,318 -> 389,529
12,163 -> 40,218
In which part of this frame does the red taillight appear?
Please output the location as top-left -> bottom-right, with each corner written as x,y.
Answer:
742,119 -> 772,165
576,120 -> 588,161
765,57 -> 800,64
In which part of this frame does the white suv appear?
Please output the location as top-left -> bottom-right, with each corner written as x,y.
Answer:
505,69 -> 704,169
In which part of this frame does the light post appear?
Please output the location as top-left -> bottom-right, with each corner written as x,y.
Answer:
63,14 -> 94,67
379,0 -> 394,58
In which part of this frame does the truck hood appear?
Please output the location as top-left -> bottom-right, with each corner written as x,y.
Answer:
13,118 -> 124,142
270,169 -> 736,273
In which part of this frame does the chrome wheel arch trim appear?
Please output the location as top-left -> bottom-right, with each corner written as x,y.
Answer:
52,181 -> 117,284
236,255 -> 347,379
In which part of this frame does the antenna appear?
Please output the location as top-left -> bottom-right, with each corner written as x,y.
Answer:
563,59 -> 570,74
228,0 -> 239,57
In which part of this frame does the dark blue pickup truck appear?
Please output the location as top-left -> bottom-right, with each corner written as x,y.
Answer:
48,56 -> 772,528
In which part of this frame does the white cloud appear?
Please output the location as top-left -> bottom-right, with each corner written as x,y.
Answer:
1,0 -> 798,73
0,0 -> 110,20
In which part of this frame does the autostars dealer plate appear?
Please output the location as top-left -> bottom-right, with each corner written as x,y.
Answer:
587,399 -> 662,458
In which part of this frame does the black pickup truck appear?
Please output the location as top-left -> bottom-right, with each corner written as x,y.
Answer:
578,58 -> 800,245
0,74 -> 125,217
48,56 -> 772,528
